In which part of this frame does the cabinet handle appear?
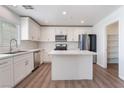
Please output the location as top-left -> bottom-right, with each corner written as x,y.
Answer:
0,62 -> 8,65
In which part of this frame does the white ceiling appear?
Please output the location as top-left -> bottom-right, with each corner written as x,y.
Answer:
7,5 -> 121,26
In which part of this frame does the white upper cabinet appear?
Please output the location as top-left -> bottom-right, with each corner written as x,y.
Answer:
55,27 -> 68,35
30,19 -> 41,41
40,27 -> 93,42
40,27 -> 55,42
21,17 -> 41,41
67,27 -> 93,42
40,27 -> 68,42
73,27 -> 93,41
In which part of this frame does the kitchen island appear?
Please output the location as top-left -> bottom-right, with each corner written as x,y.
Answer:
49,50 -> 96,80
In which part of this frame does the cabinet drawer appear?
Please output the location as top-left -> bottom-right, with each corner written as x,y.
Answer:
0,58 -> 12,68
14,53 -> 33,62
14,59 -> 25,85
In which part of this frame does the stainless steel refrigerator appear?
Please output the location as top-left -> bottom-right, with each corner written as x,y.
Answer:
78,34 -> 97,63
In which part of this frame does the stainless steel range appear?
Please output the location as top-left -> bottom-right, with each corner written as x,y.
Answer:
54,44 -> 67,50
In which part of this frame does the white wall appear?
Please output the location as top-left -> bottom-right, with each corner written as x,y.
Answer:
107,22 -> 118,34
19,41 -> 39,50
0,6 -> 20,24
93,6 -> 124,80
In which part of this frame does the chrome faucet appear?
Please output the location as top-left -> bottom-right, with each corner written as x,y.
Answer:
10,39 -> 18,53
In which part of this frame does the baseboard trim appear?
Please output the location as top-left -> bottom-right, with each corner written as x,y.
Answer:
119,75 -> 124,80
97,63 -> 107,69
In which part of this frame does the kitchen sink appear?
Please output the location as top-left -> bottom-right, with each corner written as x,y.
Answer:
3,51 -> 27,54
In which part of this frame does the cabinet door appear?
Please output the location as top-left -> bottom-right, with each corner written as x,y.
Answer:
25,53 -> 34,76
28,18 -> 34,40
30,19 -> 37,41
73,27 -> 86,41
0,21 -> 2,45
21,17 -> 40,41
14,53 -> 34,85
40,27 -> 55,42
21,17 -> 29,40
0,58 -> 13,88
14,57 -> 25,85
55,27 -> 67,35
37,25 -> 41,41
32,22 -> 41,41
28,18 -> 40,41
48,27 -> 55,41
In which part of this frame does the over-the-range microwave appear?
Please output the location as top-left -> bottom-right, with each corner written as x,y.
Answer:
55,35 -> 67,42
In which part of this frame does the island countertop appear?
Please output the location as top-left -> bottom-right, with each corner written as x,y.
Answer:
49,50 -> 97,55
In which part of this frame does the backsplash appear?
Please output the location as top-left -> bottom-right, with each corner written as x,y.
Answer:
0,41 -> 78,53
19,40 -> 39,50
38,42 -> 79,52
0,40 -> 39,53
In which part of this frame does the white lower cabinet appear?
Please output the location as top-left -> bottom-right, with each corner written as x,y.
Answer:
0,58 -> 14,88
0,52 -> 34,87
25,53 -> 34,76
13,58 -> 25,85
13,53 -> 34,85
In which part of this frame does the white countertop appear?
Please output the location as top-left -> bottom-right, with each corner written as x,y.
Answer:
0,54 -> 12,59
21,48 -> 42,52
0,48 -> 42,60
49,50 -> 97,55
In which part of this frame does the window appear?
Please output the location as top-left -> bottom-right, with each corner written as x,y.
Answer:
0,20 -> 19,46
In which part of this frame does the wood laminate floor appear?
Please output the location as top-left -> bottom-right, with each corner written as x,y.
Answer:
15,63 -> 124,88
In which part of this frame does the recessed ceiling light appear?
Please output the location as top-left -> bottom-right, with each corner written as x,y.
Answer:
62,11 -> 67,15
81,20 -> 84,24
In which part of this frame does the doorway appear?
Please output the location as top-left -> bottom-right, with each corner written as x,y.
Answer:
106,21 -> 119,77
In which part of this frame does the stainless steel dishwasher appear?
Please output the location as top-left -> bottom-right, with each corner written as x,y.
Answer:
33,50 -> 41,70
